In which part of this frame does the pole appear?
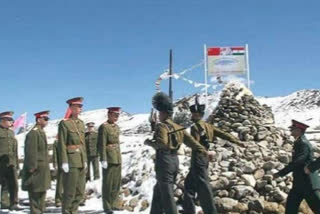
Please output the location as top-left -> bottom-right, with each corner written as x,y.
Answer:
245,44 -> 250,90
204,44 -> 208,108
169,49 -> 173,101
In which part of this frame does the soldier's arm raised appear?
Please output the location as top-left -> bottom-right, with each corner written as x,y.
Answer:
58,121 -> 68,165
213,126 -> 244,147
24,130 -> 38,172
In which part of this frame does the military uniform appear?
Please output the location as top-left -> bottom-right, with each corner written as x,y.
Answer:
58,117 -> 87,214
183,120 -> 240,214
98,119 -> 121,212
85,129 -> 99,181
22,122 -> 51,214
275,120 -> 320,214
53,139 -> 63,206
0,112 -> 20,210
146,118 -> 207,214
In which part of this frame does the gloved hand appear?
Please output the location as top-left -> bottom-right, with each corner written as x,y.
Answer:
101,161 -> 108,169
62,163 -> 69,173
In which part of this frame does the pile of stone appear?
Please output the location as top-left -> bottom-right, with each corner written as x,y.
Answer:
173,83 -> 314,213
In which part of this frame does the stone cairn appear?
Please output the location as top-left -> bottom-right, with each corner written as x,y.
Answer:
173,83 -> 314,214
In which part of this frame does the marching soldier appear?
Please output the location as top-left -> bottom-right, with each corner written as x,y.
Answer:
85,122 -> 100,181
181,101 -> 242,214
274,120 -> 320,214
0,111 -> 21,211
144,92 -> 209,214
58,97 -> 87,214
21,111 -> 51,214
52,136 -> 63,207
98,107 -> 122,214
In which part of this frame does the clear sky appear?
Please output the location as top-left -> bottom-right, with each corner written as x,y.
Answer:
1,0 -> 319,120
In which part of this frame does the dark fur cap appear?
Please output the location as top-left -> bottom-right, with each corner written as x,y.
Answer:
152,92 -> 173,114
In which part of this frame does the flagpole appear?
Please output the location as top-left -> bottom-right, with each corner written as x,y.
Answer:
204,44 -> 208,108
245,44 -> 250,90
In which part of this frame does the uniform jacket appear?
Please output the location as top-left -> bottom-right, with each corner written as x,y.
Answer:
149,118 -> 206,153
0,126 -> 19,168
85,131 -> 98,157
98,121 -> 121,164
58,118 -> 87,168
22,125 -> 51,192
278,135 -> 320,190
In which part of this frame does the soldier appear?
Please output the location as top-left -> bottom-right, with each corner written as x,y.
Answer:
144,92 -> 209,214
58,97 -> 87,214
52,136 -> 63,207
21,111 -> 51,214
274,120 -> 320,214
98,107 -> 122,214
181,101 -> 242,214
85,122 -> 100,181
0,111 -> 22,211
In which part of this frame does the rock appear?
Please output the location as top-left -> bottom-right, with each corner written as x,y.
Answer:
278,154 -> 290,164
256,180 -> 268,189
263,201 -> 279,213
242,162 -> 256,173
254,169 -> 265,180
232,185 -> 255,199
263,161 -> 276,170
273,189 -> 287,202
129,197 -> 139,208
140,199 -> 149,212
233,202 -> 248,212
241,174 -> 256,187
217,197 -> 238,212
248,199 -> 264,212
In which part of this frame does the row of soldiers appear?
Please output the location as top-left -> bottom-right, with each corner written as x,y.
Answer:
1,93 -> 320,214
0,97 -> 122,214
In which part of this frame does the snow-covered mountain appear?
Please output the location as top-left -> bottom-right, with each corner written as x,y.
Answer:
9,87 -> 320,213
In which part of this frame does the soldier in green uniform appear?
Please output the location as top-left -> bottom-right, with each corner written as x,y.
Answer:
85,122 -> 100,181
58,97 -> 87,214
274,120 -> 320,214
0,111 -> 22,211
181,101 -> 242,214
98,107 -> 122,214
144,92 -> 209,214
21,111 -> 51,214
52,136 -> 63,207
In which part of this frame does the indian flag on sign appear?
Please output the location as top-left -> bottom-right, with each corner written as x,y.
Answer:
207,46 -> 247,75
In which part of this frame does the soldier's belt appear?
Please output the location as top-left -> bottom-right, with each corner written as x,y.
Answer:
67,145 -> 81,150
107,144 -> 119,149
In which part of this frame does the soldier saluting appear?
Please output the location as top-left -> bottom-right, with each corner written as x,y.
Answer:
58,97 -> 87,214
274,120 -> 320,213
22,111 -> 51,214
181,99 -> 242,214
144,92 -> 209,214
0,111 -> 21,211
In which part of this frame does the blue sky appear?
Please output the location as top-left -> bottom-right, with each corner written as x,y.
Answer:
1,0 -> 319,120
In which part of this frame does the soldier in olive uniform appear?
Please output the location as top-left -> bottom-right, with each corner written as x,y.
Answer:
144,92 -> 209,214
58,97 -> 87,214
22,111 -> 51,214
85,122 -> 100,181
98,107 -> 122,214
181,101 -> 242,214
52,136 -> 63,207
274,120 -> 320,214
0,111 -> 21,211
